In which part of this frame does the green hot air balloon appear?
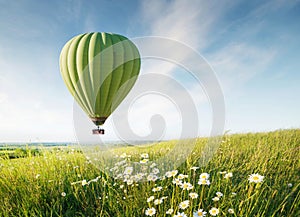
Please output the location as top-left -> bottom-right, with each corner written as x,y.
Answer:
59,32 -> 141,134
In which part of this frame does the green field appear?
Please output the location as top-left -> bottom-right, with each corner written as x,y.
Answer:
0,129 -> 299,217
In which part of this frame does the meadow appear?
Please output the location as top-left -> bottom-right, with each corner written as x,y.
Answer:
0,129 -> 299,217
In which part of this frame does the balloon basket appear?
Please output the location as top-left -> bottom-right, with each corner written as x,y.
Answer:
92,129 -> 105,135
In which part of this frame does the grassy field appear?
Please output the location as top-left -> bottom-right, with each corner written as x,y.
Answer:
0,129 -> 299,217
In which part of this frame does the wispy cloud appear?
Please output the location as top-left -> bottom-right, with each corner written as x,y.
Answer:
139,0 -> 232,49
208,43 -> 277,95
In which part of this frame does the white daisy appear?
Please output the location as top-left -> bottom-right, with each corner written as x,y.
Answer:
145,207 -> 156,216
189,192 -> 199,199
150,163 -> 157,168
178,174 -> 188,179
147,174 -> 158,182
140,158 -> 149,164
82,179 -> 88,186
170,170 -> 179,177
174,212 -> 187,217
224,172 -> 233,179
216,192 -> 223,197
199,173 -> 210,180
228,208 -> 234,214
152,186 -> 163,192
180,182 -> 194,190
179,200 -> 189,210
193,209 -> 207,217
141,153 -> 149,159
190,166 -> 199,171
166,208 -> 174,215
152,168 -> 160,174
147,196 -> 155,202
172,178 -> 183,186
154,199 -> 163,205
124,167 -> 133,175
209,207 -> 219,216
165,171 -> 172,178
248,173 -> 264,183
198,178 -> 210,186
212,197 -> 220,202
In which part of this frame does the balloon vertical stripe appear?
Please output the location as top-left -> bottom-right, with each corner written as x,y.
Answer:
60,32 -> 141,126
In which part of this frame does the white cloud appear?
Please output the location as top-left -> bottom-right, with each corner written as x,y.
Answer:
208,43 -> 277,95
140,0 -> 231,49
0,93 -> 8,103
107,0 -> 229,140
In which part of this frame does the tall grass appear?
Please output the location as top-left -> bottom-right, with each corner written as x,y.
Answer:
0,129 -> 299,216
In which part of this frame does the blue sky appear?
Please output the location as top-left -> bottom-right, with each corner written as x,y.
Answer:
0,0 -> 299,142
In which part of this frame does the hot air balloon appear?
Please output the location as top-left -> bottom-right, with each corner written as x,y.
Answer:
59,32 -> 141,134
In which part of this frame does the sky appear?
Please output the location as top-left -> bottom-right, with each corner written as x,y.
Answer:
0,0 -> 299,142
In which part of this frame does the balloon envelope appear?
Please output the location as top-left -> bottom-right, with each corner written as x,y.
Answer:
59,32 -> 141,126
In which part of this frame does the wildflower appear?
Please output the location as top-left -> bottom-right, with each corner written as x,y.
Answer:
212,197 -> 220,202
141,153 -> 149,159
88,176 -> 100,184
150,163 -> 157,168
82,179 -> 88,186
209,207 -> 219,216
147,174 -> 158,182
179,200 -> 189,210
193,209 -> 207,217
35,174 -> 40,179
145,207 -> 156,216
180,182 -> 194,190
248,173 -> 264,183
228,208 -> 234,214
199,173 -> 210,180
219,171 -> 227,174
120,153 -> 127,158
134,173 -> 145,181
172,178 -> 183,186
124,167 -> 133,175
152,186 -> 163,192
198,178 -> 210,186
171,170 -> 179,177
178,174 -> 188,179
231,192 -> 237,196
189,192 -> 198,199
152,168 -> 160,174
126,179 -> 133,185
142,166 -> 148,171
190,166 -> 199,171
61,192 -> 66,197
165,171 -> 172,178
110,166 -> 118,172
115,159 -> 126,166
115,173 -> 123,179
224,172 -> 233,179
140,158 -> 149,164
216,192 -> 223,197
288,183 -> 293,187
166,208 -> 173,215
154,198 -> 163,205
147,196 -> 155,202
174,212 -> 187,217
